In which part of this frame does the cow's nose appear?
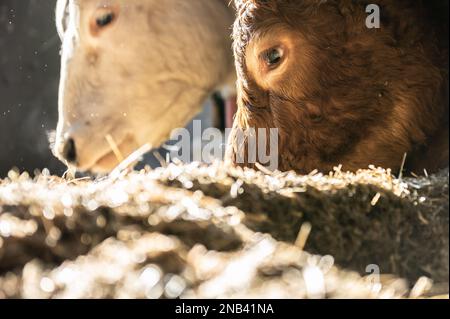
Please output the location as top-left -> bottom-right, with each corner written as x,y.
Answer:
62,138 -> 77,164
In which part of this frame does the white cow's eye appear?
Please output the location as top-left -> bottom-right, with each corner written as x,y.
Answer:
96,12 -> 115,27
90,6 -> 119,36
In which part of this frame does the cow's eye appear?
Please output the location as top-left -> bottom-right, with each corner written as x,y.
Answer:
262,47 -> 284,68
96,12 -> 115,27
90,6 -> 119,36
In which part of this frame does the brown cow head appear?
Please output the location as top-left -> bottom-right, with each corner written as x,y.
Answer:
227,0 -> 448,174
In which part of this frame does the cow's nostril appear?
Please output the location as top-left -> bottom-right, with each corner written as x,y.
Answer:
62,138 -> 77,163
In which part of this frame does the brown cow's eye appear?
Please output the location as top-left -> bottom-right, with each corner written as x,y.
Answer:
262,47 -> 283,68
96,12 -> 115,27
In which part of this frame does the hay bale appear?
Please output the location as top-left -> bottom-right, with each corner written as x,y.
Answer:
158,164 -> 449,283
0,163 -> 448,298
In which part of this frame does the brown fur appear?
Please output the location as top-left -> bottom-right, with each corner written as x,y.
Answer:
227,0 -> 449,175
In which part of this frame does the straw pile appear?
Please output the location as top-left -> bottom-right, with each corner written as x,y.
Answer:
0,162 -> 448,298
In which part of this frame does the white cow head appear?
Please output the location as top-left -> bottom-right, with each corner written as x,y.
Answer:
53,0 -> 234,172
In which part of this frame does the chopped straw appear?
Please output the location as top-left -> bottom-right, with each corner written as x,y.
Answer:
109,143 -> 153,179
105,134 -> 125,163
295,222 -> 312,250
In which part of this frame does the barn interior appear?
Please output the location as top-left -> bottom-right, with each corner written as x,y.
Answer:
0,0 -> 448,300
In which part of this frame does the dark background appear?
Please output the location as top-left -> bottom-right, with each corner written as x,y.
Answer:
0,0 -> 65,177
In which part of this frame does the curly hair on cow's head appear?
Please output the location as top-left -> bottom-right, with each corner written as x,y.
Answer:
227,0 -> 449,175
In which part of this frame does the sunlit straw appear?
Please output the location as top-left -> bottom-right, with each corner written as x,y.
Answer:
105,134 -> 125,163
109,143 -> 152,179
295,222 -> 312,250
